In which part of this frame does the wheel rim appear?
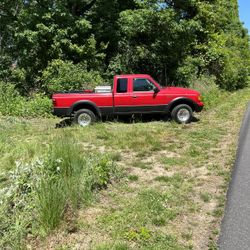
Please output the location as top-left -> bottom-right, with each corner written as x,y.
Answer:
177,109 -> 190,123
77,113 -> 92,126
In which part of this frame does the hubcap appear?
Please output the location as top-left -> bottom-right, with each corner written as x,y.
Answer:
77,113 -> 92,127
177,109 -> 190,123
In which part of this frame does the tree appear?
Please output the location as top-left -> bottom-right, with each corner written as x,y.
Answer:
109,0 -> 250,89
0,0 -> 249,93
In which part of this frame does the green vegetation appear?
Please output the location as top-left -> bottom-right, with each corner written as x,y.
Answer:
41,60 -> 105,93
0,1 -> 250,248
0,86 -> 249,249
0,131 -> 119,248
0,0 -> 249,94
0,82 -> 51,117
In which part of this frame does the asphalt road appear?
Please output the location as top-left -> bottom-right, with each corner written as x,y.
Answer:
218,102 -> 250,250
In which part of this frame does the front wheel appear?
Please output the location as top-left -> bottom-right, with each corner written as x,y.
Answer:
171,104 -> 193,124
74,109 -> 96,127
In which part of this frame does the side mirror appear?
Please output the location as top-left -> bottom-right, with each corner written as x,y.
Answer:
154,87 -> 160,94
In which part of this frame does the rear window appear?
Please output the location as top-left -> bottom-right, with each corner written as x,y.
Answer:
117,78 -> 128,93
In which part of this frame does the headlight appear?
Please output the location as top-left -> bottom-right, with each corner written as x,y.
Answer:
198,95 -> 203,102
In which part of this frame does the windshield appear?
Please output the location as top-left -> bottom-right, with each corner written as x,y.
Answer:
149,77 -> 162,89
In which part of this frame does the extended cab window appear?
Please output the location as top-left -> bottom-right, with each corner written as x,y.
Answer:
117,78 -> 128,93
133,78 -> 155,92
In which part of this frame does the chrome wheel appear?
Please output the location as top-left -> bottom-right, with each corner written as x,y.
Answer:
77,113 -> 92,126
177,109 -> 191,123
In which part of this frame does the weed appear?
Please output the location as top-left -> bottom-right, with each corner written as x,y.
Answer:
127,175 -> 139,182
152,216 -> 167,226
200,192 -> 212,202
110,152 -> 122,162
95,242 -> 130,250
125,227 -> 151,241
154,174 -> 185,188
161,157 -> 186,167
132,161 -> 152,169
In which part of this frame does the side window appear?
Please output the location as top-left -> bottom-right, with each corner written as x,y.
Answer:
117,78 -> 128,93
133,79 -> 155,92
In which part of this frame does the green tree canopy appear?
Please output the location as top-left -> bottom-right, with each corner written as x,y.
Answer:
0,0 -> 249,92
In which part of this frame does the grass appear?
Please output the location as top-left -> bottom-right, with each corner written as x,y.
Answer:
200,192 -> 212,203
127,175 -> 139,181
0,86 -> 250,249
0,130 -> 119,248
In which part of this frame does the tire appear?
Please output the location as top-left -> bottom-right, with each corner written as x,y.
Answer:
171,104 -> 193,124
73,109 -> 96,127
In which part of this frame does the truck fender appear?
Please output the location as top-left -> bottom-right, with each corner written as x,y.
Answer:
166,97 -> 197,112
69,101 -> 102,118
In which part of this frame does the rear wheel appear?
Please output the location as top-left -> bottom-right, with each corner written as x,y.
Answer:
171,104 -> 193,124
74,109 -> 96,127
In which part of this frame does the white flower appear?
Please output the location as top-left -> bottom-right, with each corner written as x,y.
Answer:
15,161 -> 21,168
55,158 -> 63,164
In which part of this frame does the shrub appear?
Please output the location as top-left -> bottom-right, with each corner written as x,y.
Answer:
206,33 -> 250,90
41,59 -> 104,93
176,56 -> 202,87
0,82 -> 52,117
189,75 -> 229,110
24,94 -> 52,117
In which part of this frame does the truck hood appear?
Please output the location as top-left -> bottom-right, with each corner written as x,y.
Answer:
161,87 -> 200,95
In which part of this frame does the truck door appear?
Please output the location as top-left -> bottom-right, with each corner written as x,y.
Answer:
114,78 -> 134,113
131,78 -> 167,113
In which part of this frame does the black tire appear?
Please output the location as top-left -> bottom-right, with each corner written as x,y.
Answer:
171,104 -> 193,124
73,109 -> 96,127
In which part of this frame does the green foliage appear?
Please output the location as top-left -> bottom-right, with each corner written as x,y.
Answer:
0,0 -> 250,92
1,87 -> 250,248
0,82 -> 51,117
99,187 -> 191,249
95,242 -> 130,250
206,33 -> 250,90
41,59 -> 104,93
0,134 -> 117,248
0,0 -> 249,93
187,75 -> 230,110
110,0 -> 250,89
36,135 -> 117,232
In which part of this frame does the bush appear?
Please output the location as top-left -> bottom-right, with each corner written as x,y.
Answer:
206,33 -> 250,90
189,75 -> 229,109
41,59 -> 104,93
0,82 -> 52,117
176,56 -> 202,87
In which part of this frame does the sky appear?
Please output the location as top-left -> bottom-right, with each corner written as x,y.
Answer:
238,0 -> 250,31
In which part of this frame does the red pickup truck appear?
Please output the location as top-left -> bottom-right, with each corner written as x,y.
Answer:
52,74 -> 204,126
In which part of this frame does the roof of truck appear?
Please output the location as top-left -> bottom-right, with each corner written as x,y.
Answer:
116,74 -> 151,78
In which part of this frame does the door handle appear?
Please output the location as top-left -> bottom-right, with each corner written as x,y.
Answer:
132,95 -> 137,98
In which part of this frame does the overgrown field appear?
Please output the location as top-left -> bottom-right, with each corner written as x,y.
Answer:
0,88 -> 250,249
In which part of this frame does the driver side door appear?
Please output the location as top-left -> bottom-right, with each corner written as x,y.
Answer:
132,78 -> 167,113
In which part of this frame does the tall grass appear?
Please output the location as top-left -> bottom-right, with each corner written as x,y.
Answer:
0,133 -> 118,248
190,75 -> 229,109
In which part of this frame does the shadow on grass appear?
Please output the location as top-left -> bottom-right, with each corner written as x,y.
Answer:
55,114 -> 200,128
55,118 -> 73,128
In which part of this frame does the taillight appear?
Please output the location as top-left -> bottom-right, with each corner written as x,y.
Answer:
52,98 -> 56,106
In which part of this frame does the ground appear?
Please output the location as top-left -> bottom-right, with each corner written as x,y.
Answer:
0,88 -> 250,250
